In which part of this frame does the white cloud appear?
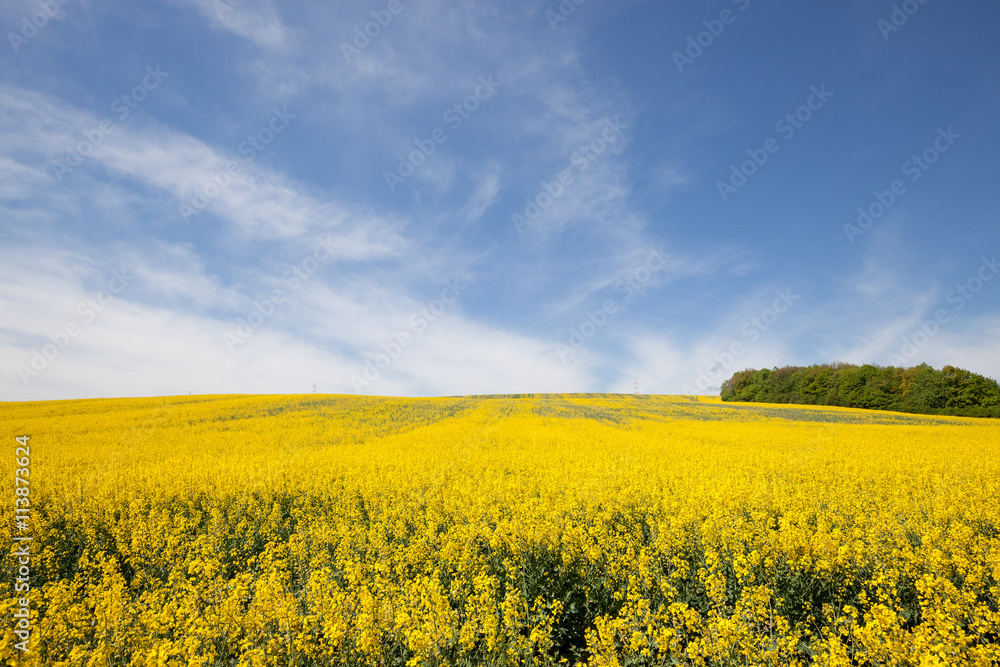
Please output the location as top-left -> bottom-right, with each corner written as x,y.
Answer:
0,238 -> 593,399
650,162 -> 692,202
0,156 -> 48,200
459,162 -> 502,224
348,318 -> 593,396
0,83 -> 404,254
171,0 -> 292,51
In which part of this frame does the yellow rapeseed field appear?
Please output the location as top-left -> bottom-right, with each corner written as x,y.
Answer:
2,393 -> 998,666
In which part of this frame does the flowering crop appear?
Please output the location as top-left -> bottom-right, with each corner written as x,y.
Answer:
2,393 -> 998,665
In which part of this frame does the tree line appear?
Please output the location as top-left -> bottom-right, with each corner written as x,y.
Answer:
720,363 -> 1000,418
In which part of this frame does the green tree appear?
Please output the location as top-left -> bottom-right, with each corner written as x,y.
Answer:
721,362 -> 1000,419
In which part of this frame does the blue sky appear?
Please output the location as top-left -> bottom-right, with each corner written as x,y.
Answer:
2,0 -> 998,400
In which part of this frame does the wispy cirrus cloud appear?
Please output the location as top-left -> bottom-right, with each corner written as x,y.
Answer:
0,83 -> 403,254
169,0 -> 292,51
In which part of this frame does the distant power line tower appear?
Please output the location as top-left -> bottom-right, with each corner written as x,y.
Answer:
634,377 -> 639,394
312,384 -> 318,393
